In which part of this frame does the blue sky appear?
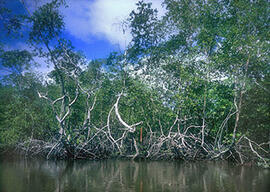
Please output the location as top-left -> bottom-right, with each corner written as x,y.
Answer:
1,0 -> 165,76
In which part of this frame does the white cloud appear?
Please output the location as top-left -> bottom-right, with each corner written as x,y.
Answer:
85,0 -> 135,49
62,0 -> 165,49
31,56 -> 53,76
24,0 -> 165,49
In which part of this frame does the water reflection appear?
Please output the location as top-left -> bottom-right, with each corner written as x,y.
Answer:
0,158 -> 269,192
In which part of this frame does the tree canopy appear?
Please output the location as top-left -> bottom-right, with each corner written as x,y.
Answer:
0,0 -> 269,167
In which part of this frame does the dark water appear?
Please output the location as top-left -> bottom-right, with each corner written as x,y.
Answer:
0,158 -> 269,192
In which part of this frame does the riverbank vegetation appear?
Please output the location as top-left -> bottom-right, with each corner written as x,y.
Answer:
0,0 -> 269,167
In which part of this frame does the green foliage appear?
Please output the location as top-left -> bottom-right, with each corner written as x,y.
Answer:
126,0 -> 269,151
127,0 -> 158,60
0,0 -> 269,162
29,0 -> 64,44
240,76 -> 270,143
0,50 -> 33,74
0,74 -> 56,145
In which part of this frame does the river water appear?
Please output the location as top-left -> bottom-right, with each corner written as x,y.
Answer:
0,158 -> 269,192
